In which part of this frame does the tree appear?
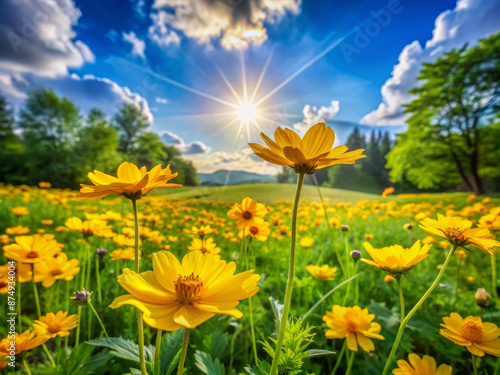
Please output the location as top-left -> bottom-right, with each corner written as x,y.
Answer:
114,103 -> 149,154
387,32 -> 500,194
0,95 -> 22,153
17,88 -> 82,187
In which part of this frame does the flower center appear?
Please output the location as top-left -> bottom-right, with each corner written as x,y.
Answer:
51,269 -> 63,276
175,273 -> 203,305
346,319 -> 358,333
446,227 -> 467,244
242,211 -> 252,220
48,322 -> 63,333
249,226 -> 259,235
26,251 -> 38,258
461,319 -> 483,342
197,231 -> 205,236
0,281 -> 7,288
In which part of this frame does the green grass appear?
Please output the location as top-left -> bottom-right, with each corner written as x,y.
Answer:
158,183 -> 380,203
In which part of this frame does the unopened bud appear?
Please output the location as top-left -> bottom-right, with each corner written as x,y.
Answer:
96,248 -> 107,260
384,275 -> 394,284
341,225 -> 349,232
351,250 -> 361,263
475,288 -> 491,308
72,288 -> 92,306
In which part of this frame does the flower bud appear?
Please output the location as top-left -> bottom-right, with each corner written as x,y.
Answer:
475,288 -> 491,308
96,248 -> 107,260
351,250 -> 361,263
341,225 -> 349,232
403,223 -> 413,230
72,288 -> 92,306
456,250 -> 467,260
384,275 -> 394,284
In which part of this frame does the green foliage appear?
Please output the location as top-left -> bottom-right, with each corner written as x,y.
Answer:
159,329 -> 184,375
387,31 -> 500,194
0,90 -> 199,187
262,319 -> 315,375
194,351 -> 226,375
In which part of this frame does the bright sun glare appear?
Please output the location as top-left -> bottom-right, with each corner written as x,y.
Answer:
238,101 -> 257,122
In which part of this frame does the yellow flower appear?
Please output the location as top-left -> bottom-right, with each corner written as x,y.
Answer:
456,250 -> 467,260
466,276 -> 474,284
3,235 -> 61,263
382,187 -> 395,198
239,222 -> 271,241
323,305 -> 384,352
439,313 -> 500,357
299,237 -> 315,248
0,262 -> 32,283
41,220 -> 53,226
187,238 -> 221,258
11,207 -> 29,216
306,264 -> 337,280
33,311 -> 79,338
478,207 -> 500,230
361,240 -> 430,276
248,123 -> 365,174
420,214 -> 500,254
393,353 -> 452,375
110,248 -> 141,261
0,330 -> 48,356
185,225 -> 216,238
38,182 -> 52,188
228,197 -> 267,228
34,253 -> 80,288
384,275 -> 395,284
365,234 -> 374,240
6,226 -> 30,235
110,250 -> 260,330
113,234 -> 138,247
79,162 -> 181,200
65,217 -> 114,238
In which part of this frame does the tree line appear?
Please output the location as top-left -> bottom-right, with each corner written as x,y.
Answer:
278,31 -> 500,195
0,88 -> 199,189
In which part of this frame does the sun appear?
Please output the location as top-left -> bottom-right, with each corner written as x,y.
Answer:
238,101 -> 257,123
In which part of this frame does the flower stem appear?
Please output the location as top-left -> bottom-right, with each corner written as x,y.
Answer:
32,265 -> 41,318
65,281 -> 69,351
381,244 -> 457,375
132,198 -> 148,375
345,350 -> 355,375
331,341 -> 346,375
42,343 -> 56,366
75,305 -> 81,348
88,301 -> 109,338
312,174 -> 345,274
454,258 -> 462,301
177,328 -> 190,375
269,172 -> 305,375
243,228 -> 258,365
303,274 -> 359,321
154,330 -> 162,375
471,353 -> 479,375
22,357 -> 32,375
396,277 -> 404,323
491,253 -> 499,309
343,232 -> 350,276
96,257 -> 102,304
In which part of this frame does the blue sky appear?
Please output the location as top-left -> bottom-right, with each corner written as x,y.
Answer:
1,0 -> 499,173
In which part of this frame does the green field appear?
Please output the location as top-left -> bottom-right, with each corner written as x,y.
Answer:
158,183 -> 379,203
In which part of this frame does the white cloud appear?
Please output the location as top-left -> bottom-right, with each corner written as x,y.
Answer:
156,97 -> 168,104
148,12 -> 181,47
0,0 -> 94,78
122,31 -> 146,58
361,0 -> 500,126
148,0 -> 300,50
292,100 -> 340,135
161,131 -> 212,154
187,148 -> 280,174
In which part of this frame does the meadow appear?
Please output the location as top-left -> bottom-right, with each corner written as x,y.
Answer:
0,180 -> 499,374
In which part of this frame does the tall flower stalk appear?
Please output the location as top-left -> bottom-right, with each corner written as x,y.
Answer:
381,244 -> 457,374
269,171 -> 305,374
248,123 -> 365,375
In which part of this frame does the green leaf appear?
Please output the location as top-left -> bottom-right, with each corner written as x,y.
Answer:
87,337 -> 154,365
244,360 -> 271,375
202,332 -> 229,360
160,329 -> 184,375
303,349 -> 335,358
269,297 -> 284,330
194,351 -> 225,375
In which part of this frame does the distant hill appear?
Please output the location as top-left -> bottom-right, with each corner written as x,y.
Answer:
198,170 -> 276,186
